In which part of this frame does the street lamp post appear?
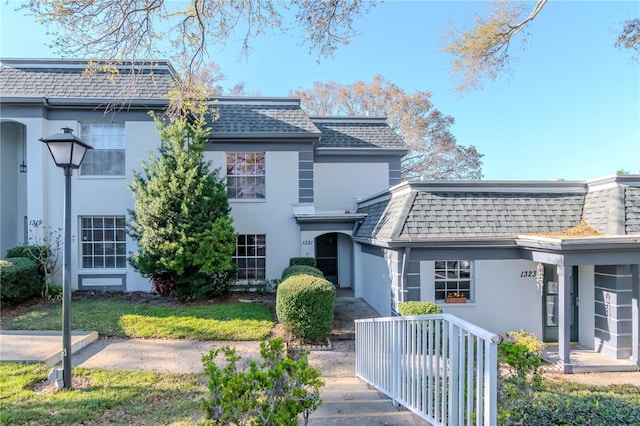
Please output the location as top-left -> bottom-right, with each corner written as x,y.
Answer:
40,127 -> 92,389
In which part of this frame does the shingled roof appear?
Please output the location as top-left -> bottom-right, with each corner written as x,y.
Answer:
0,59 -> 175,99
206,98 -> 321,138
356,185 -> 586,241
626,187 -> 640,234
311,117 -> 406,149
356,176 -> 640,243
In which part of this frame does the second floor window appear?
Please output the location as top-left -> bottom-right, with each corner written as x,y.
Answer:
80,122 -> 125,176
226,152 -> 265,199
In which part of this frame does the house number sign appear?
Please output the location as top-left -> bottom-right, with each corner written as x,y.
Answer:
520,270 -> 536,278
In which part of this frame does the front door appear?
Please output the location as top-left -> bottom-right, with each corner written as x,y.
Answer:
543,264 -> 579,342
315,233 -> 338,285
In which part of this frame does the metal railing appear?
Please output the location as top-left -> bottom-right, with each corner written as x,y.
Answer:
355,314 -> 501,426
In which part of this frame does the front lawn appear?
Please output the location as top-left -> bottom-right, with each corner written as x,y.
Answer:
0,362 -> 206,426
4,298 -> 274,341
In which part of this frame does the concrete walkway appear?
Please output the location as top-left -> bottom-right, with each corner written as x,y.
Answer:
0,330 -> 98,366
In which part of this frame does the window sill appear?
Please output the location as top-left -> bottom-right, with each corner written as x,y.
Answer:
437,301 -> 476,306
77,175 -> 126,180
229,198 -> 267,203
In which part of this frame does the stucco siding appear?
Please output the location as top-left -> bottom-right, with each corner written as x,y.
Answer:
314,162 -> 388,212
75,121 -> 160,291
420,259 -> 543,337
359,248 -> 392,317
223,151 -> 300,280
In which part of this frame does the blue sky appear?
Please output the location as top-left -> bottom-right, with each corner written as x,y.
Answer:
1,1 -> 638,181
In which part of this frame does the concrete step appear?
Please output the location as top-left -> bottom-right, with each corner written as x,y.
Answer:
303,378 -> 430,425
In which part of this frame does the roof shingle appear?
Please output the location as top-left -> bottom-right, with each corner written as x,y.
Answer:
356,187 -> 587,240
207,100 -> 320,136
626,187 -> 640,234
311,118 -> 405,149
0,60 -> 175,99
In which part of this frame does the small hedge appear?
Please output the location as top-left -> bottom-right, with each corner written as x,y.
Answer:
289,257 -> 317,267
6,244 -> 48,280
281,265 -> 324,281
276,274 -> 336,342
0,257 -> 41,304
397,301 -> 442,316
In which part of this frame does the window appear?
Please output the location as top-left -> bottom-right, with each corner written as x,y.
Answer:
80,216 -> 127,268
234,234 -> 266,280
226,152 -> 265,199
80,122 -> 125,176
435,260 -> 472,300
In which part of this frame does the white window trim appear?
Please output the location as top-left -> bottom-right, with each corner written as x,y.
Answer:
79,215 -> 127,270
226,152 -> 266,200
434,260 -> 474,302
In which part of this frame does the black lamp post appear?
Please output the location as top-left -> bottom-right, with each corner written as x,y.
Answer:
40,127 -> 92,389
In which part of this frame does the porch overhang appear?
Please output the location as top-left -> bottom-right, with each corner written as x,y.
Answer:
516,235 -> 640,265
516,234 -> 640,373
516,235 -> 640,252
294,213 -> 367,224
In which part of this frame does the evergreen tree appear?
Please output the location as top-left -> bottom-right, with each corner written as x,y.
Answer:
128,114 -> 236,299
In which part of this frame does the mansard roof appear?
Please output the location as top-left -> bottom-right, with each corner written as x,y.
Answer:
206,98 -> 321,138
355,175 -> 640,243
0,59 -> 176,100
311,117 -> 406,150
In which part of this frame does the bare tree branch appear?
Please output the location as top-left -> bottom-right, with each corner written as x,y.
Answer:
442,0 -> 548,95
615,18 -> 640,60
21,0 -> 374,116
291,76 -> 483,181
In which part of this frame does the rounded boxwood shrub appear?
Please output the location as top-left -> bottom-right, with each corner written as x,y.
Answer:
276,274 -> 336,342
0,257 -> 41,304
281,264 -> 324,281
398,301 -> 442,316
289,257 -> 317,267
6,244 -> 49,280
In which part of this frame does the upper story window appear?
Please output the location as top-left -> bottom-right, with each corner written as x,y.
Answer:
226,152 -> 265,199
80,216 -> 127,269
80,122 -> 125,176
435,260 -> 472,301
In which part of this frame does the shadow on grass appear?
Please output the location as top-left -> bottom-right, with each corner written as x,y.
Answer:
5,300 -> 274,340
1,364 -> 206,426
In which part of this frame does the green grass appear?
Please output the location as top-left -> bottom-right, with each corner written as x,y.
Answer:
503,379 -> 640,425
0,362 -> 206,426
5,300 -> 274,340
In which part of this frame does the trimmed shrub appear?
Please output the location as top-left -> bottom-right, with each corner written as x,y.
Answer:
397,301 -> 442,316
5,245 -> 49,280
289,257 -> 317,267
0,257 -> 41,304
281,264 -> 324,281
276,274 -> 336,342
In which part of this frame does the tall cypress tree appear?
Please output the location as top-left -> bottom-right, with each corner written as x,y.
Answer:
128,114 -> 236,299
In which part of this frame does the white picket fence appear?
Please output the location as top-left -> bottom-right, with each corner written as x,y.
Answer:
355,314 -> 501,426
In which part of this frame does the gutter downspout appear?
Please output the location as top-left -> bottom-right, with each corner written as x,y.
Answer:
400,246 -> 411,305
